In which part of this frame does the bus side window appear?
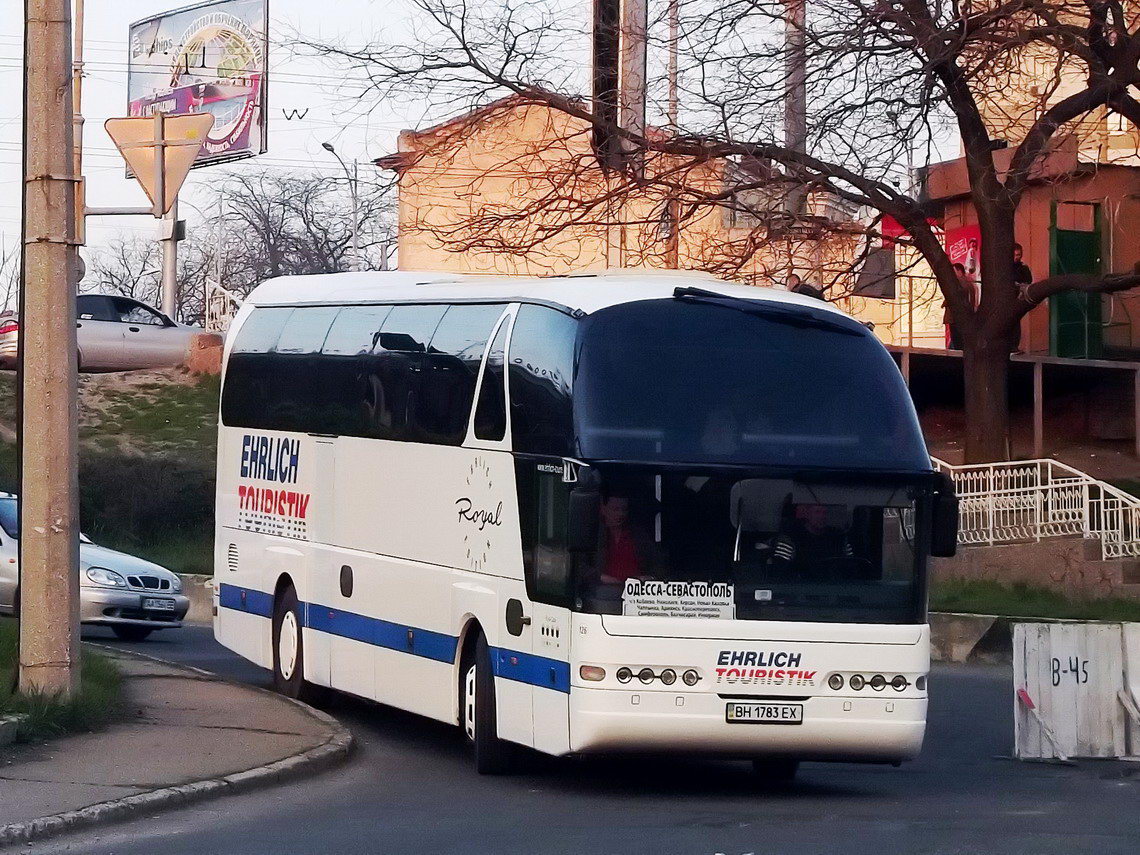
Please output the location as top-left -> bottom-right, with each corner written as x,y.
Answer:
319,304 -> 393,436
220,307 -> 295,429
474,315 -> 510,441
265,307 -> 340,433
365,304 -> 447,441
508,305 -> 577,456
419,304 -> 504,445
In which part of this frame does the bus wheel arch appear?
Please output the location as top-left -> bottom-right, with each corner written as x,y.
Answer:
457,621 -> 516,774
454,617 -> 483,725
271,575 -> 320,703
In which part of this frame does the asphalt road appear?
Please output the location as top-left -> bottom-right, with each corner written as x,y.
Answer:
27,625 -> 1140,855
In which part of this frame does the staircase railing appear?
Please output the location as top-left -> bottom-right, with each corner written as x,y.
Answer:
932,457 -> 1140,561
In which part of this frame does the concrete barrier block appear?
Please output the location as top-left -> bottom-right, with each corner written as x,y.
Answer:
178,574 -> 214,625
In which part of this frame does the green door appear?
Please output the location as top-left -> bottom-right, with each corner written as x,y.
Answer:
1049,203 -> 1103,358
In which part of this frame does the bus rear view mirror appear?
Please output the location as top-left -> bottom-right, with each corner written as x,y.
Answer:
930,473 -> 959,558
568,469 -> 601,553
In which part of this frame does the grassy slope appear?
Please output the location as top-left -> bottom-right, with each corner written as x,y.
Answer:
0,371 -> 219,575
930,578 -> 1140,621
0,618 -> 121,742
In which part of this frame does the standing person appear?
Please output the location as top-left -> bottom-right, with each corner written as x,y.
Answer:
1011,242 -> 1032,352
943,263 -> 976,350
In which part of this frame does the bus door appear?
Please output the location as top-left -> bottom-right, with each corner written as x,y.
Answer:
521,459 -> 574,755
304,437 -> 350,694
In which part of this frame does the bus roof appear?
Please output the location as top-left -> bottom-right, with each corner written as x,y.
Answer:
244,270 -> 853,318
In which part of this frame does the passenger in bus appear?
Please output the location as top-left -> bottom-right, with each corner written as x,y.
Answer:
597,493 -> 656,585
767,503 -> 853,578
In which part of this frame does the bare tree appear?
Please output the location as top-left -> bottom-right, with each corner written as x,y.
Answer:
313,0 -> 1140,462
0,238 -> 20,313
86,169 -> 397,322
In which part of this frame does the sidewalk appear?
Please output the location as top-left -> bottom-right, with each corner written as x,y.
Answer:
0,647 -> 351,846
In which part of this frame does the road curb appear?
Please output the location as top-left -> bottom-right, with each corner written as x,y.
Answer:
0,645 -> 353,849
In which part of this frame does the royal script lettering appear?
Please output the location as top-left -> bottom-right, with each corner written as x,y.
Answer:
455,498 -> 503,530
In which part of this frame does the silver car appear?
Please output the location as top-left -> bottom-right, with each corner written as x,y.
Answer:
0,294 -> 202,372
0,494 -> 190,641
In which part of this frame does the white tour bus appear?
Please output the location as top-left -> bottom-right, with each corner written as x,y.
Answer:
214,270 -> 958,778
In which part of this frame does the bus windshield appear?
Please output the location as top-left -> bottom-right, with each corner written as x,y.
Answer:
574,298 -> 930,471
572,469 -> 925,624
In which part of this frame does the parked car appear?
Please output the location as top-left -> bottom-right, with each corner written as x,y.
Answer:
0,294 -> 203,372
0,494 -> 189,641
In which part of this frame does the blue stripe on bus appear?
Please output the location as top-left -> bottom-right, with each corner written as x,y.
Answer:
217,583 -> 568,692
305,602 -> 459,664
217,583 -> 275,618
491,646 -> 572,694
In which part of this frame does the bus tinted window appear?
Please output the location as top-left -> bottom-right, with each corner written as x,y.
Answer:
419,305 -> 504,444
362,305 -> 446,441
323,305 -> 392,355
474,316 -> 510,441
275,306 -> 340,354
508,305 -> 577,456
266,308 -> 339,432
378,304 -> 447,353
575,299 -> 929,470
221,307 -> 294,428
232,307 -> 293,353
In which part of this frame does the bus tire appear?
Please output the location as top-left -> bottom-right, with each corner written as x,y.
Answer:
462,633 -> 516,775
751,758 -> 799,783
272,585 -> 311,701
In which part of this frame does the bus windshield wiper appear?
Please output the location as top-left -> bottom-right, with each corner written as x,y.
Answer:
673,286 -> 863,337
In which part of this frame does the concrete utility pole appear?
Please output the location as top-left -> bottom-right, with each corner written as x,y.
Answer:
20,0 -> 81,696
784,0 -> 808,217
618,0 -> 648,160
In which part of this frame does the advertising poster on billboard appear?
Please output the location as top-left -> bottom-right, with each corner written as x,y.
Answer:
128,0 -> 268,168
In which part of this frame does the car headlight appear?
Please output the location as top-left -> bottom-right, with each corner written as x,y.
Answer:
85,566 -> 127,588
170,575 -> 183,593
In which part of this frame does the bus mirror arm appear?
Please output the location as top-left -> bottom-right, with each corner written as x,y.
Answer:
568,491 -> 601,553
930,473 -> 959,558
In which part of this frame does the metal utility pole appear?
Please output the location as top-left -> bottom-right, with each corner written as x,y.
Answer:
322,142 -> 361,271
160,200 -> 179,318
667,0 -> 680,129
784,0 -> 808,216
20,0 -> 81,696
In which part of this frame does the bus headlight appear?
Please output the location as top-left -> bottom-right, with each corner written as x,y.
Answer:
682,669 -> 700,686
580,665 -> 606,682
849,674 -> 865,691
616,667 -> 633,684
659,668 -> 677,686
827,673 -> 844,691
891,675 -> 908,691
637,667 -> 655,684
869,674 -> 887,691
915,675 -> 927,691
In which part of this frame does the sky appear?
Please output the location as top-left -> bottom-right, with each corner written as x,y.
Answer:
0,0 -> 429,260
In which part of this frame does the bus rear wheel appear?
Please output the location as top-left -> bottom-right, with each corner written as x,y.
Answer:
272,585 -> 317,701
461,633 -> 516,775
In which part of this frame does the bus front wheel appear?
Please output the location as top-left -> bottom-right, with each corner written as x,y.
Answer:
462,633 -> 516,775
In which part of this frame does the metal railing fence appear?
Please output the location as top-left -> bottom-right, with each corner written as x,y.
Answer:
932,457 -> 1140,561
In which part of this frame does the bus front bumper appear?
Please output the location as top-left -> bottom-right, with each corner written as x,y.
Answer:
568,687 -> 927,762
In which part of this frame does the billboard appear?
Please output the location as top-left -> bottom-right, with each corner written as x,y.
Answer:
128,0 -> 268,168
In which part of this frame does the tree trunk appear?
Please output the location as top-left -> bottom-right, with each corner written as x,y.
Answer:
961,338 -> 1011,463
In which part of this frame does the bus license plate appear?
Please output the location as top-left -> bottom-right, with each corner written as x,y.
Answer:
725,702 -> 803,725
144,598 -> 175,612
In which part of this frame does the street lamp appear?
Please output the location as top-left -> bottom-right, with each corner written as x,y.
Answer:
322,142 -> 361,271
